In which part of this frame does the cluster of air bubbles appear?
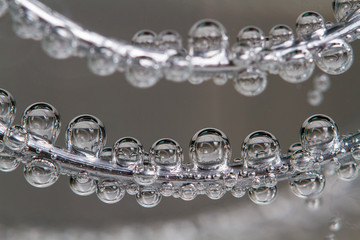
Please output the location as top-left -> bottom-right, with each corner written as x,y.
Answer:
0,86 -> 358,207
333,0 -> 360,22
307,74 -> 331,106
2,1 -> 360,96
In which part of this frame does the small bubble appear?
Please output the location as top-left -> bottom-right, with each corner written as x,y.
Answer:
329,217 -> 342,232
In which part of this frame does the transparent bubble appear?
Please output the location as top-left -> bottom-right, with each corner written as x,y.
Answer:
133,162 -> 157,186
206,183 -> 225,200
280,49 -> 315,83
231,184 -> 246,198
0,89 -> 16,126
336,160 -> 358,181
223,171 -> 238,188
269,24 -> 294,47
126,183 -> 139,195
22,102 -> 61,144
307,90 -> 323,106
213,73 -> 228,86
237,26 -> 265,51
66,115 -> 106,157
242,131 -> 281,169
150,138 -> 183,171
188,19 -> 228,58
179,183 -> 197,201
163,54 -> 192,82
0,141 -> 19,172
264,173 -> 278,187
69,172 -> 96,196
11,9 -> 43,40
24,159 -> 59,188
314,74 -> 331,92
96,180 -> 125,204
233,68 -> 267,96
316,39 -> 353,75
88,47 -> 119,76
288,142 -> 303,154
248,186 -> 277,205
4,126 -> 28,151
188,73 -> 211,85
296,11 -> 325,39
305,196 -> 322,210
113,137 -> 143,168
332,0 -> 360,21
42,27 -> 77,59
157,30 -> 182,51
136,186 -> 162,208
0,0 -> 8,18
290,150 -> 314,172
132,30 -> 157,47
289,171 -> 325,198
329,217 -> 342,232
160,182 -> 175,197
300,114 -> 340,156
190,128 -> 231,170
351,144 -> 360,160
126,56 -> 161,88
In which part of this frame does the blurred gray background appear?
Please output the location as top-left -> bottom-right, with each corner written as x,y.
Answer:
0,0 -> 360,239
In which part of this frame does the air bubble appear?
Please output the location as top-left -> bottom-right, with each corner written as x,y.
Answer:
242,131 -> 281,169
269,24 -> 294,47
22,103 -> 60,144
248,186 -> 277,205
132,30 -> 157,47
133,162 -> 157,186
65,115 -> 106,157
206,183 -> 225,200
233,68 -> 267,97
190,128 -> 231,170
336,160 -> 358,181
42,27 -> 77,59
296,11 -> 325,39
300,114 -> 340,156
113,137 -> 143,168
0,89 -> 16,126
24,159 -> 59,188
126,56 -> 161,88
163,55 -> 192,82
136,186 -> 162,208
290,150 -> 314,172
150,138 -> 183,171
88,47 -> 119,76
316,39 -> 353,75
157,30 -> 182,51
69,172 -> 96,196
236,26 -> 265,51
280,49 -> 315,83
289,171 -> 325,198
231,184 -> 246,198
0,141 -> 19,172
314,74 -> 331,92
4,126 -> 28,151
188,19 -> 228,59
179,183 -> 197,201
96,180 -> 125,204
160,182 -> 175,197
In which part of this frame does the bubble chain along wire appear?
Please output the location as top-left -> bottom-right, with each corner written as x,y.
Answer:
0,1 -> 359,207
0,88 -> 359,207
0,0 -> 360,95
